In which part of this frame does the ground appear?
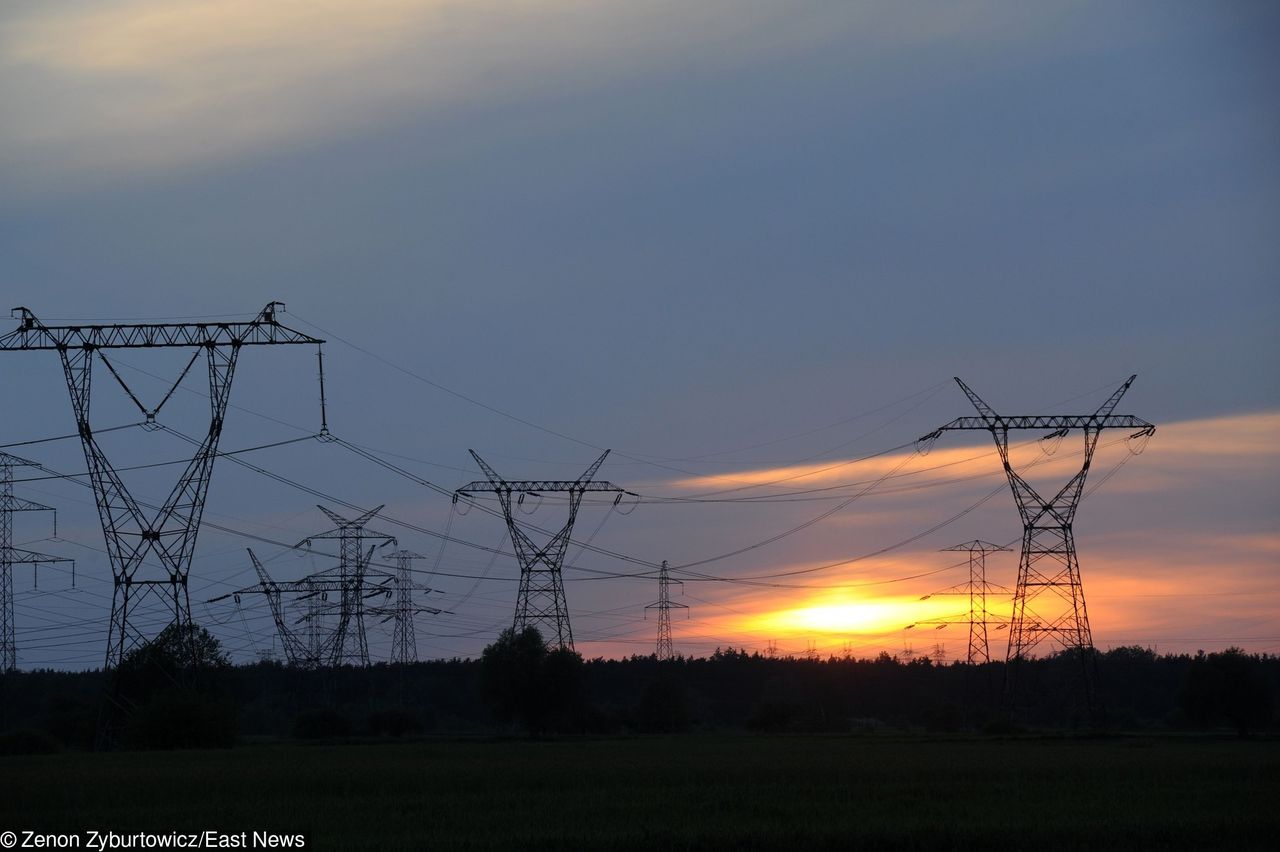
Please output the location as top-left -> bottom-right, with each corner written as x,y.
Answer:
1,735 -> 1276,850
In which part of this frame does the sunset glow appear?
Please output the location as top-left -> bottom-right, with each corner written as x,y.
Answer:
608,411 -> 1280,659
746,597 -> 967,636
1,0 -> 1275,671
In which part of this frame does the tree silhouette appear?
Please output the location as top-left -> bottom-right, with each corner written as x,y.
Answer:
480,627 -> 587,735
1179,648 -> 1275,735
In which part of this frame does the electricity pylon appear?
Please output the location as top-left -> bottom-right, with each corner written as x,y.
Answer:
214,530 -> 443,669
239,548 -> 312,667
213,548 -> 343,669
919,376 -> 1155,710
370,549 -> 445,664
1,453 -> 74,672
457,450 -> 627,651
644,560 -> 687,661
909,540 -> 1011,665
296,505 -> 397,667
0,303 -> 322,673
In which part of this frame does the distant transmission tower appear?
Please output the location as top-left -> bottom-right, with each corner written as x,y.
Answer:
214,515 -> 444,667
911,540 -> 1011,665
374,549 -> 438,664
0,303 -> 322,674
239,548 -> 311,667
457,451 -> 627,651
644,560 -> 687,661
297,505 -> 397,667
919,376 -> 1155,709
1,453 -> 73,672
217,549 -> 334,669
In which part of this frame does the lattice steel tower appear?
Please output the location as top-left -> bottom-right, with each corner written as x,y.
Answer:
920,376 -> 1154,709
374,549 -> 435,665
457,450 -> 625,651
1,453 -> 74,672
645,560 -> 687,661
298,505 -> 397,667
0,303 -> 322,672
912,540 -> 1010,665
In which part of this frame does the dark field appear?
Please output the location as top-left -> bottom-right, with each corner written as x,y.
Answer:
1,735 -> 1277,850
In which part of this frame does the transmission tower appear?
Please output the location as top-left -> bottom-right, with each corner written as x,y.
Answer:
0,303 -> 322,673
1,453 -> 74,672
214,549 -> 333,669
296,505 -> 397,667
303,575 -> 324,663
919,376 -> 1155,709
214,519 -> 442,668
457,450 -> 627,651
644,560 -> 687,661
910,540 -> 1011,665
237,548 -> 312,666
370,549 -> 444,665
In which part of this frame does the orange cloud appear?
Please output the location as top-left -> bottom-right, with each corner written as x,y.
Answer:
609,411 -> 1280,658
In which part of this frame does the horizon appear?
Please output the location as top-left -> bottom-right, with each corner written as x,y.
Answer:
1,1 -> 1277,671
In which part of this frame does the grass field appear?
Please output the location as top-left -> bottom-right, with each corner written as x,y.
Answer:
1,735 -> 1277,850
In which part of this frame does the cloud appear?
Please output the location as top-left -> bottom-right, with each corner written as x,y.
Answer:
0,0 -> 1069,195
668,410 -> 1280,495
573,411 -> 1280,657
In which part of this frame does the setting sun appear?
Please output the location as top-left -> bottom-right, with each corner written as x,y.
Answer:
746,596 -> 961,637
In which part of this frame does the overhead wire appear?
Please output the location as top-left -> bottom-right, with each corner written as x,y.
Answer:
4,316 -> 1179,662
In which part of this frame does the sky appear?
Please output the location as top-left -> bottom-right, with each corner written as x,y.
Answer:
1,0 -> 1277,669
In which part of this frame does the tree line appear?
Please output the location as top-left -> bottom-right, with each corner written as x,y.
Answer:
0,626 -> 1275,751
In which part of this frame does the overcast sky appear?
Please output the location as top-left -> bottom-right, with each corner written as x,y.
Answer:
1,1 -> 1277,668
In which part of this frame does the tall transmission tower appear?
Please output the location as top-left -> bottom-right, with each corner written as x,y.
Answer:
297,505 -> 397,667
215,533 -> 443,668
215,549 -> 340,669
644,560 -> 687,661
910,540 -> 1011,665
0,303 -> 322,673
919,376 -> 1155,709
371,549 -> 443,665
1,453 -> 74,672
239,548 -> 312,667
457,450 -> 627,651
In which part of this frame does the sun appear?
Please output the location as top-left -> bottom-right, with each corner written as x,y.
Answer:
746,597 -> 953,637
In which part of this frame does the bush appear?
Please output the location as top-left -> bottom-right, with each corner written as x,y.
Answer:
480,628 -> 589,735
1179,648 -> 1275,735
0,728 -> 62,755
126,689 -> 237,750
292,709 -> 353,740
637,677 -> 689,734
367,710 -> 422,738
981,716 -> 1024,736
746,700 -> 798,733
43,695 -> 96,750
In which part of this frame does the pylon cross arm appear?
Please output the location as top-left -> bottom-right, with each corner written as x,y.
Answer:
0,304 -> 323,349
930,414 -> 1152,432
0,494 -> 55,512
456,480 -> 624,494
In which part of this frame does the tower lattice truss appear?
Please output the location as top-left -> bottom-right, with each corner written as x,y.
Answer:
0,302 -> 323,671
920,376 -> 1154,708
457,450 -> 627,651
210,506 -> 442,668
